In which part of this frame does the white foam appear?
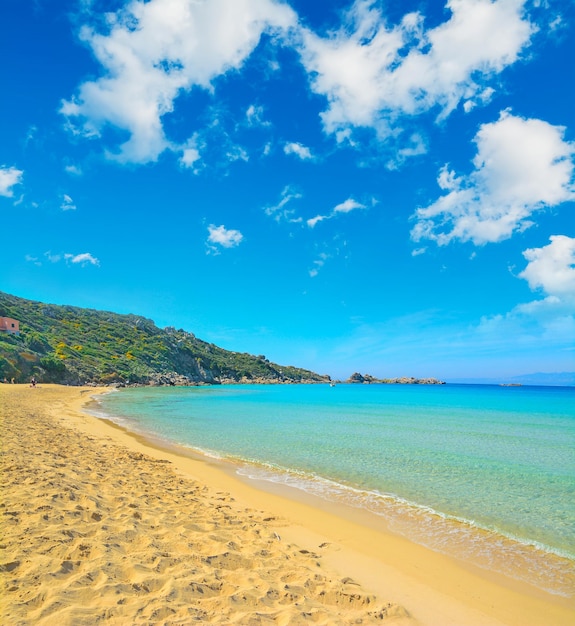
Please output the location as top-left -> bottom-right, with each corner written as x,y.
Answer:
235,461 -> 575,598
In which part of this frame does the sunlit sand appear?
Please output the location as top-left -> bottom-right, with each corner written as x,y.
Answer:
1,384 -> 573,625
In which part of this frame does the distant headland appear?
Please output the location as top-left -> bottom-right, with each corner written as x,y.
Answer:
1,292 -> 444,387
0,292 -> 329,386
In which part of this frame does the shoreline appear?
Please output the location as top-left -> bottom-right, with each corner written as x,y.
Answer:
88,388 -> 575,614
2,384 -> 573,625
88,389 -> 575,595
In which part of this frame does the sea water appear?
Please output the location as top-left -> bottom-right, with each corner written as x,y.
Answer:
94,383 -> 575,597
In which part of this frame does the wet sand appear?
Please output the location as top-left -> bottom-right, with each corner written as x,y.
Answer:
1,384 -> 573,625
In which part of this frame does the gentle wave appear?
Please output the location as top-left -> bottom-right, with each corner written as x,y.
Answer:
88,389 -> 575,598
231,459 -> 575,598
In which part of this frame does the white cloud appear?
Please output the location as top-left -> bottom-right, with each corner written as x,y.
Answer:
42,251 -> 99,266
180,146 -> 201,169
548,14 -> 564,33
463,86 -> 495,113
476,236 -> 575,349
307,197 -> 367,227
64,164 -> 83,176
61,0 -> 296,163
225,145 -> 249,163
411,247 -> 427,257
177,112 -> 252,172
519,235 -> 575,298
386,133 -> 428,170
297,0 -> 534,139
24,125 -> 37,146
411,111 -> 575,245
263,185 -> 303,222
45,251 -> 62,263
309,252 -> 330,277
0,166 -> 24,197
333,198 -> 364,214
245,104 -> 270,127
58,0 -> 542,170
307,214 -> 328,228
207,224 -> 244,253
25,254 -> 41,266
65,252 -> 100,266
179,133 -> 203,170
284,141 -> 314,160
328,237 -> 575,377
61,194 -> 77,211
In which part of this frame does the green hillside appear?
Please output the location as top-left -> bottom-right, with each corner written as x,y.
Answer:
0,292 -> 329,386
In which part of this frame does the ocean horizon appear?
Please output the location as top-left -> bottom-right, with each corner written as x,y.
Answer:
93,382 -> 575,598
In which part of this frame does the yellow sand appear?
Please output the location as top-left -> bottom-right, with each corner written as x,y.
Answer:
1,385 -> 573,625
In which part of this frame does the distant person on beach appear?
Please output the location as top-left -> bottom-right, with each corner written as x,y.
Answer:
30,377 -> 36,387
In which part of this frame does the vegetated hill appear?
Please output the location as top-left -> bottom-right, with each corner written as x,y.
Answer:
0,292 -> 330,386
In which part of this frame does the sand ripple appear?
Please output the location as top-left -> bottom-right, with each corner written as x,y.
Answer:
1,386 -> 408,625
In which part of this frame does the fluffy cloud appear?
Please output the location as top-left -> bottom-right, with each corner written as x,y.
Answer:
39,251 -> 100,266
307,197 -> 366,228
0,166 -> 24,197
519,235 -> 575,299
61,0 -> 296,163
476,235 -> 575,349
60,0 -> 540,168
61,194 -> 77,211
297,0 -> 534,138
207,224 -> 244,253
64,164 -> 83,176
179,145 -> 201,169
179,134 -> 202,170
284,142 -> 314,160
411,112 -> 575,245
65,252 -> 100,266
306,215 -> 327,228
333,198 -> 365,214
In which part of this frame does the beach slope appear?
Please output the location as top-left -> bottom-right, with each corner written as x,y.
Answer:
0,385 -> 409,625
1,385 -> 573,626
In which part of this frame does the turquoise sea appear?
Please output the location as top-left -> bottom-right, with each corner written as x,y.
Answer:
93,383 -> 575,597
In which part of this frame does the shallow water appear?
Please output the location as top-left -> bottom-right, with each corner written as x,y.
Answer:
96,383 -> 575,596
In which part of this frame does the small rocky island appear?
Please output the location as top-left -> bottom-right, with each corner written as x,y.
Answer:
346,372 -> 445,385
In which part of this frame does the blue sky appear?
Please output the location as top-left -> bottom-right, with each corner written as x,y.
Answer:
1,0 -> 574,381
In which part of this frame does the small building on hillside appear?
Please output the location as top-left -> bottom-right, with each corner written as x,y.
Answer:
0,317 -> 20,334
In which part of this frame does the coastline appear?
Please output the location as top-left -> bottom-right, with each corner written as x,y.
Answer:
1,385 -> 573,625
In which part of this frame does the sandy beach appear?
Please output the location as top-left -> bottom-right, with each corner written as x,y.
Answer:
1,385 -> 573,625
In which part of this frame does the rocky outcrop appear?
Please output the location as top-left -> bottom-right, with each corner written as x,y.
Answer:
346,373 -> 445,385
347,372 -> 377,384
390,377 -> 445,385
145,372 -> 212,386
219,375 -> 329,385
